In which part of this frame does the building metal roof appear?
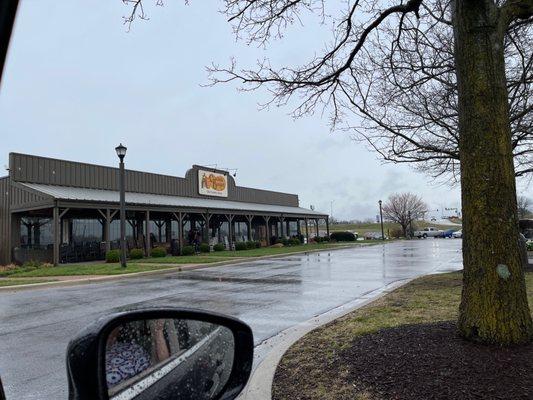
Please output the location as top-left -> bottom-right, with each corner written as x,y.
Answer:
20,183 -> 327,217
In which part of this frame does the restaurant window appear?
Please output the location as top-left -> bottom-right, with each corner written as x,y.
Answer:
71,219 -> 103,243
19,217 -> 53,247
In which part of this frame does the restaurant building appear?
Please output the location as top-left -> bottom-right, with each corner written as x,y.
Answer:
0,153 -> 328,265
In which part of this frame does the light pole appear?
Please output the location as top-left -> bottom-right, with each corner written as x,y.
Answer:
115,143 -> 127,268
378,200 -> 385,241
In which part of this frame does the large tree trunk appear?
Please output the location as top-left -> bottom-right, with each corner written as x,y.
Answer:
453,0 -> 532,344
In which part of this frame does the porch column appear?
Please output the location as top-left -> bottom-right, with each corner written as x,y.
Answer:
280,216 -> 285,239
246,215 -> 253,241
179,213 -> 184,252
226,214 -> 234,250
286,219 -> 290,237
264,216 -> 271,245
305,218 -> 309,243
165,217 -> 172,243
145,210 -> 151,256
202,211 -> 211,243
315,218 -> 319,238
173,212 -> 185,254
326,217 -> 330,238
105,209 -> 111,252
53,206 -> 60,266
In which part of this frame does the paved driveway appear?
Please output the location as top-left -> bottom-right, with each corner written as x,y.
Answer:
0,239 -> 462,399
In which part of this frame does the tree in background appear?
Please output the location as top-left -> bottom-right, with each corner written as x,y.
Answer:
518,196 -> 532,219
382,193 -> 428,237
126,0 -> 533,344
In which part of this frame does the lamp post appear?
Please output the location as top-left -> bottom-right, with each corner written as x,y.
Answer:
378,200 -> 385,241
115,143 -> 127,268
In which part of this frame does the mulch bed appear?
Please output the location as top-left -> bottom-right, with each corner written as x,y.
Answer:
338,321 -> 533,400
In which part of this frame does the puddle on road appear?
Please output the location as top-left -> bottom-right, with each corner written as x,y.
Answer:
165,274 -> 301,285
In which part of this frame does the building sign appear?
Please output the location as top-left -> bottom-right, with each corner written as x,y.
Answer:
198,169 -> 228,197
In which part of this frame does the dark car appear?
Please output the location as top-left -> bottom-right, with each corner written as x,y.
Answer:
439,229 -> 455,238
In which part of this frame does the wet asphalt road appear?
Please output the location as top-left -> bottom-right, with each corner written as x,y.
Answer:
0,239 -> 462,399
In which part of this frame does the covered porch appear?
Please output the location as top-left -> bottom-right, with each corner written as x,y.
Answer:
10,184 -> 328,265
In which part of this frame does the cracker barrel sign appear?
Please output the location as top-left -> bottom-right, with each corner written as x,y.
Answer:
198,169 -> 228,197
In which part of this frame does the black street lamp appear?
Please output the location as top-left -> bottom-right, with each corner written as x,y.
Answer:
115,143 -> 127,268
378,200 -> 385,241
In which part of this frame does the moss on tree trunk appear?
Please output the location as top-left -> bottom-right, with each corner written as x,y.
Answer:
453,0 -> 533,344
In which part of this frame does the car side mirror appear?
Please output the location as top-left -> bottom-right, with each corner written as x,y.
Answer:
66,308 -> 254,400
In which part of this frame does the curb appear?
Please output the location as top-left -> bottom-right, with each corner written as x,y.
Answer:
237,278 -> 414,400
0,243 -> 378,292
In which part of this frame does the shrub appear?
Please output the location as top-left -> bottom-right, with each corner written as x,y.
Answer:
0,264 -> 19,276
330,231 -> 356,242
254,241 -> 261,248
106,250 -> 120,263
181,245 -> 194,256
235,242 -> 248,251
527,241 -> 533,251
129,248 -> 144,259
388,228 -> 403,238
213,243 -> 225,252
246,241 -> 255,249
289,238 -> 301,246
22,260 -> 42,268
281,238 -> 290,246
150,247 -> 167,258
199,243 -> 210,253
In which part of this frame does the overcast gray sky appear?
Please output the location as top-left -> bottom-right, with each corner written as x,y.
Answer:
2,1 -> 527,220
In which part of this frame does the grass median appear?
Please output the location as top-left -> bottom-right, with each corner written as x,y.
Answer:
1,263 -> 182,278
272,271 -> 533,400
0,278 -> 58,287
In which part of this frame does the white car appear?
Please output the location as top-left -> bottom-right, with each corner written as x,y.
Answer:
452,230 -> 462,238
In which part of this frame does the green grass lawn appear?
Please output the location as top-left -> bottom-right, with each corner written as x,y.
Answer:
131,255 -> 236,264
325,221 -> 459,235
272,272 -> 533,400
2,263 -> 180,277
0,278 -> 57,287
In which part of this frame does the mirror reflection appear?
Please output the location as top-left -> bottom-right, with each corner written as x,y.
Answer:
105,318 -> 235,400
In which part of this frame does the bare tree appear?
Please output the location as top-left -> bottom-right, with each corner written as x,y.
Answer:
125,0 -> 533,344
382,193 -> 428,236
518,195 -> 532,218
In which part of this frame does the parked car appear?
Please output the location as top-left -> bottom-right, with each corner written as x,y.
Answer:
452,230 -> 463,238
414,227 -> 443,238
364,231 -> 385,240
439,229 -> 455,238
